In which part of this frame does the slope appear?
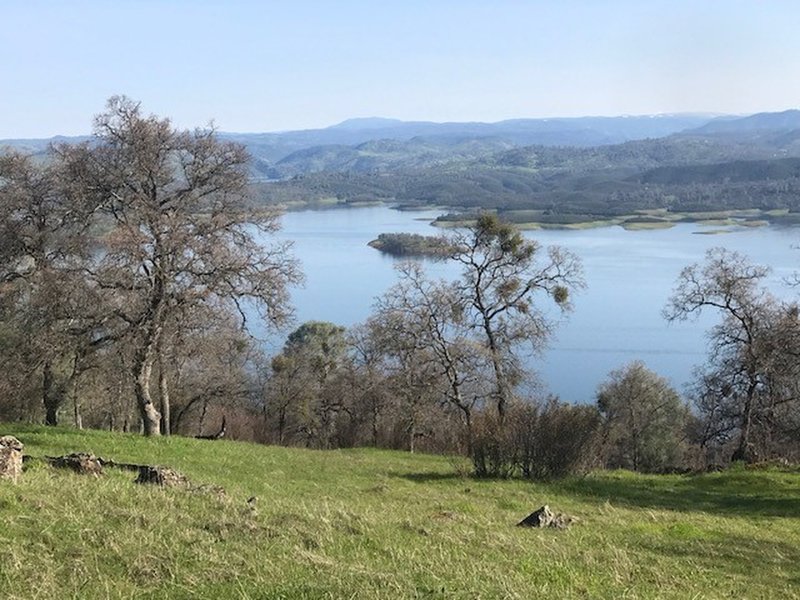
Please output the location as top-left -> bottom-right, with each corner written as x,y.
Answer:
1,425 -> 798,599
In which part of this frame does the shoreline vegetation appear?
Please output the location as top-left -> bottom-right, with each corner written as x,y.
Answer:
431,207 -> 795,231
266,196 -> 799,234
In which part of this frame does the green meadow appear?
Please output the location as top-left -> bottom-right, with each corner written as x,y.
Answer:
1,425 -> 798,599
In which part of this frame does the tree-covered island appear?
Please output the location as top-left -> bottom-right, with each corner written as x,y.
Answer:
367,232 -> 457,258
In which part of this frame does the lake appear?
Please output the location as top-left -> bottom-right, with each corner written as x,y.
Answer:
264,205 -> 799,403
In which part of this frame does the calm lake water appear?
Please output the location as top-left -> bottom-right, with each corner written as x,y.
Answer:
264,205 -> 799,403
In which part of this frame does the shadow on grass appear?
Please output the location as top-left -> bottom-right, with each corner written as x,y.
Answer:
552,470 -> 800,518
398,472 -> 472,483
396,467 -> 800,518
635,530 -> 800,587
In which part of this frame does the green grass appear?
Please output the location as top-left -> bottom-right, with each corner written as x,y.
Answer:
2,425 -> 799,599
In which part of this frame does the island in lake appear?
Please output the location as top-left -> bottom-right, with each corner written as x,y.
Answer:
367,232 -> 457,258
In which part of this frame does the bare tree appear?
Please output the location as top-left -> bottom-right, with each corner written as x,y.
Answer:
0,150 -> 99,425
74,97 -> 301,435
372,262 -> 491,451
343,324 -> 391,447
665,247 -> 791,463
166,304 -> 257,436
365,305 -> 443,453
450,213 -> 583,420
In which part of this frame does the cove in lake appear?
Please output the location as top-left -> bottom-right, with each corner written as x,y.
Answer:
260,206 -> 799,403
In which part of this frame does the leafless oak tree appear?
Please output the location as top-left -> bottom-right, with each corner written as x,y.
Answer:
70,97 -> 301,435
665,247 -> 795,462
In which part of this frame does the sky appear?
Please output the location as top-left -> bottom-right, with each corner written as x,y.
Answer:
2,0 -> 800,138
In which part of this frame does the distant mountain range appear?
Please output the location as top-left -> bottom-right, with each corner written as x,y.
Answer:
7,110 -> 800,161
224,113 -> 724,173
691,109 -> 800,134
7,110 -> 800,223
0,112 -> 726,170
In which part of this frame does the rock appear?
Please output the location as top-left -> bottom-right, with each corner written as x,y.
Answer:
0,436 -> 23,482
49,452 -> 104,476
135,465 -> 189,487
518,505 -> 554,527
517,505 -> 575,529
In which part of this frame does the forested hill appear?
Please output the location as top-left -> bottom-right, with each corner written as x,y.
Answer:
9,110 -> 800,219
242,109 -> 800,220
688,109 -> 800,135
1,113 -> 716,164
252,112 -> 800,179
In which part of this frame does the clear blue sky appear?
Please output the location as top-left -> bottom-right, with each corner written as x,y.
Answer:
2,0 -> 799,138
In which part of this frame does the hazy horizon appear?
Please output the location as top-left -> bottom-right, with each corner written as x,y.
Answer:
3,1 -> 800,138
0,110 -> 761,141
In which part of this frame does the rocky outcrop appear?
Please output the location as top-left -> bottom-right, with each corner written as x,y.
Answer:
0,438 -> 223,497
48,452 -> 104,476
517,505 -> 575,529
0,436 -> 23,482
135,465 -> 190,487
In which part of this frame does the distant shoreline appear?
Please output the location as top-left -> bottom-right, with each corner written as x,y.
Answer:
267,199 -> 798,233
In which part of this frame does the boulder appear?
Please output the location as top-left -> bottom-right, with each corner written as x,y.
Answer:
135,465 -> 189,487
517,505 -> 575,529
49,452 -> 104,476
0,436 -> 23,482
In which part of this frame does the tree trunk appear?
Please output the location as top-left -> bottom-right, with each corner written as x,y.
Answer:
408,397 -> 420,453
483,319 -> 510,421
133,338 -> 162,437
158,341 -> 171,436
732,381 -> 759,463
43,361 -> 59,426
63,354 -> 83,430
68,375 -> 82,430
73,401 -> 83,430
447,372 -> 472,454
199,397 -> 209,436
463,409 -> 473,455
133,267 -> 166,437
371,401 -> 379,447
277,407 -> 286,445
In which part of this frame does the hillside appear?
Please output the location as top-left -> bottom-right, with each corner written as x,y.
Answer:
2,425 -> 799,599
253,123 -> 800,221
690,109 -> 800,134
1,113 -> 716,165
9,110 -> 800,225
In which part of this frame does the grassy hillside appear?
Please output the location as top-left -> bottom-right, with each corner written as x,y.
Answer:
1,425 -> 799,599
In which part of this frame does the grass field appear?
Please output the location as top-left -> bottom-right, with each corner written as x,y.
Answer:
1,425 -> 799,599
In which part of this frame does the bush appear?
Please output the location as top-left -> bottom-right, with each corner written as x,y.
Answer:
471,400 -> 601,479
597,362 -> 691,473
